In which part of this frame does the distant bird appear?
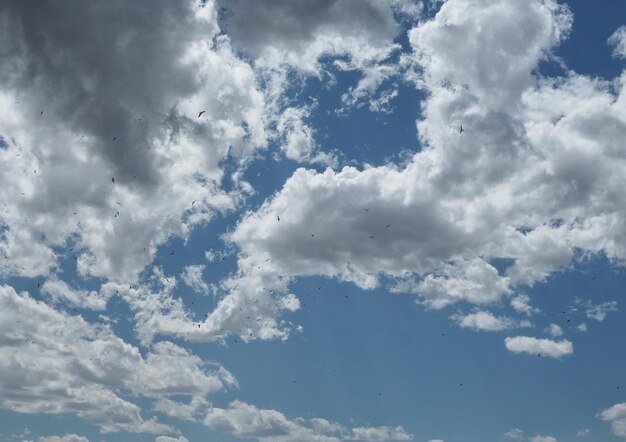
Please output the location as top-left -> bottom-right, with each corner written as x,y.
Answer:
147,146 -> 151,150
310,234 -> 315,237
369,235 -> 375,239
385,224 -> 391,228
198,110 -> 206,118
112,137 -> 117,141
115,201 -> 122,206
111,178 -> 115,183
441,333 -> 446,336
459,125 -> 464,134
192,200 -> 196,206
363,208 -> 369,212
592,275 -> 597,280
169,251 -> 175,256
277,215 -> 280,222
617,385 -> 621,390
40,110 -> 44,116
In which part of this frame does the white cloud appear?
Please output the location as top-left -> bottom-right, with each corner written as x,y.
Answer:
347,426 -> 413,441
503,428 -> 525,440
600,402 -> 626,438
38,436 -> 89,442
202,400 -> 413,442
546,323 -> 563,337
609,26 -> 626,59
511,295 -> 541,316
0,284 -> 235,433
222,0 -> 626,345
155,437 -> 189,442
181,265 -> 209,295
504,336 -> 573,358
40,277 -> 109,310
576,323 -> 588,332
453,310 -> 531,332
585,301 -> 618,322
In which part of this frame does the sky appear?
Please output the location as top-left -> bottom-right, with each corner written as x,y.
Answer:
0,1 -> 626,441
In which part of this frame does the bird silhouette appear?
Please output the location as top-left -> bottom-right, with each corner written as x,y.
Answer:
198,110 -> 206,118
459,125 -> 464,133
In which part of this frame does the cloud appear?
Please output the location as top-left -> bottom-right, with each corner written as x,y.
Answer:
503,428 -> 525,440
504,336 -> 573,358
0,284 -> 235,433
546,323 -> 563,337
600,402 -> 626,438
347,426 -> 413,441
217,0 -> 417,73
221,0 -> 626,344
609,26 -> 626,59
511,295 -> 541,316
202,400 -> 413,442
584,300 -> 618,322
38,436 -> 89,442
181,264 -> 210,295
576,429 -> 590,437
576,323 -> 588,332
155,437 -> 189,442
40,277 -> 109,310
452,310 -> 531,332
0,0 -> 267,283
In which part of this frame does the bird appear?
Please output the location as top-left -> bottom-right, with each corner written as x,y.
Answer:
112,137 -> 117,141
277,215 -> 280,222
385,224 -> 391,228
192,200 -> 196,206
363,208 -> 369,212
169,251 -> 175,256
111,178 -> 115,183
40,110 -> 44,116
592,275 -> 597,280
198,110 -> 206,118
459,125 -> 464,133
310,234 -> 315,237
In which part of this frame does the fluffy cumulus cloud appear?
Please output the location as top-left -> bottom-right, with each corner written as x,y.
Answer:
0,285 -> 236,434
600,403 -> 626,438
453,310 -> 531,332
504,336 -> 573,358
0,0 -> 267,283
202,400 -> 412,442
224,0 -> 626,341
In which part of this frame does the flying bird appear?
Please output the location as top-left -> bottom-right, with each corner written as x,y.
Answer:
277,215 -> 280,222
192,200 -> 196,206
112,137 -> 117,141
198,110 -> 206,118
111,178 -> 115,183
170,251 -> 175,255
40,110 -> 44,116
459,125 -> 464,133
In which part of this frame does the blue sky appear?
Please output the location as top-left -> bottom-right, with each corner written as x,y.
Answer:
1,1 -> 626,442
